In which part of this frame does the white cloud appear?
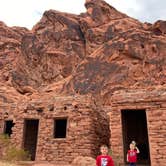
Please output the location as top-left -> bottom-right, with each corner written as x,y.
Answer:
106,0 -> 166,23
0,0 -> 86,29
0,0 -> 165,29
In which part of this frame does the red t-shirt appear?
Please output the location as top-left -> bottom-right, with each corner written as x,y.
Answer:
96,155 -> 114,166
127,150 -> 137,163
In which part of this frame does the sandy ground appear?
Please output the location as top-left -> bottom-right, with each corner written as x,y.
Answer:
0,162 -> 18,166
0,161 -> 71,166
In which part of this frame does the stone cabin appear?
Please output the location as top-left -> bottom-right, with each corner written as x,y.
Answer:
108,88 -> 166,166
0,94 -> 110,164
1,88 -> 166,166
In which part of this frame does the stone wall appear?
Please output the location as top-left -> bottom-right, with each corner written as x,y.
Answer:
0,95 -> 110,164
1,89 -> 166,166
146,107 -> 166,166
109,88 -> 166,166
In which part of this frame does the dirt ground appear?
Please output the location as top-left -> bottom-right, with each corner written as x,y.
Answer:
0,161 -> 69,166
0,156 -> 95,166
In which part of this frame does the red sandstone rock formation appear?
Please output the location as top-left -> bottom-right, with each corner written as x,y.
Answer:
0,0 -> 166,103
71,156 -> 96,166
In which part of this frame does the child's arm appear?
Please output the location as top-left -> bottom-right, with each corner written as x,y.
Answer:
109,156 -> 114,166
96,156 -> 100,166
135,147 -> 140,153
127,153 -> 129,162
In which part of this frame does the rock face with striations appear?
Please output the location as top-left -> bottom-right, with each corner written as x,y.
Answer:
0,0 -> 166,165
0,0 -> 166,100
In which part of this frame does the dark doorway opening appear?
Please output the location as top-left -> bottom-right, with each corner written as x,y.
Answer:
23,119 -> 39,161
121,110 -> 150,165
54,118 -> 67,138
4,120 -> 15,137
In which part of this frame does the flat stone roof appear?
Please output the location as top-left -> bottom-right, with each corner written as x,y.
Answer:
110,87 -> 166,104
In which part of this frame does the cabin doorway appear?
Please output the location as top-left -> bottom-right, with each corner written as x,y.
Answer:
121,110 -> 150,165
23,119 -> 39,161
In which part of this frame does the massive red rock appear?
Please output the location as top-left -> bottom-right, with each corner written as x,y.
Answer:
0,0 -> 166,101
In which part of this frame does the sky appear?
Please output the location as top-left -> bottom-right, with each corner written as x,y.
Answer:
0,0 -> 165,29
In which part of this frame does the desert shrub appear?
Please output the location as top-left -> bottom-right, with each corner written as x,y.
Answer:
0,134 -> 10,145
4,147 -> 30,161
0,134 -> 30,161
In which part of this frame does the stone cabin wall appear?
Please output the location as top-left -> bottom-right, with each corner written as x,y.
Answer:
108,89 -> 166,166
0,95 -> 110,164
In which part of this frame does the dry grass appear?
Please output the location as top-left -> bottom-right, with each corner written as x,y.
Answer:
0,161 -> 73,166
0,161 -> 18,166
0,161 -> 31,166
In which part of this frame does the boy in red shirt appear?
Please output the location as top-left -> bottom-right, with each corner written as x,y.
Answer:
127,142 -> 140,166
96,144 -> 114,166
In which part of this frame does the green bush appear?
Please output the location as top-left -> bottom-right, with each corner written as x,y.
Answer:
0,134 -> 30,161
0,134 -> 10,145
4,147 -> 30,161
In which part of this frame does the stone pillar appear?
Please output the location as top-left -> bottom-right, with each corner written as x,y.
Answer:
146,108 -> 166,166
108,108 -> 124,164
